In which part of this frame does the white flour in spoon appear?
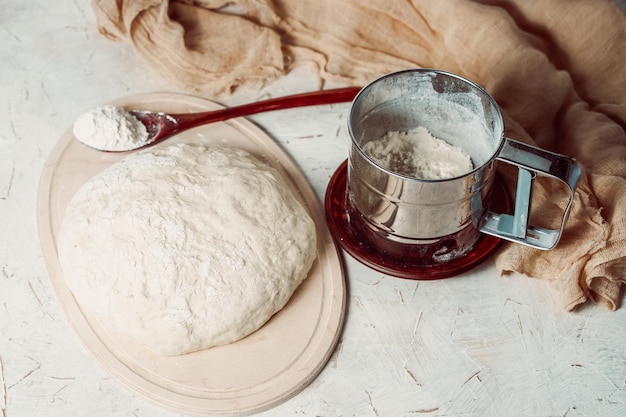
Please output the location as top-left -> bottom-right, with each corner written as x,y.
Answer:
73,105 -> 148,151
362,126 -> 473,179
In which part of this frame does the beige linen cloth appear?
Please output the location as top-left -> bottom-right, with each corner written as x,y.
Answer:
91,0 -> 626,311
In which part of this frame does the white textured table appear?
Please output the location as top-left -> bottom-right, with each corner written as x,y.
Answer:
2,2 -> 625,417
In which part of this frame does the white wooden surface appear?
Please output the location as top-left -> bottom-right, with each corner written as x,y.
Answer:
1,2 -> 625,417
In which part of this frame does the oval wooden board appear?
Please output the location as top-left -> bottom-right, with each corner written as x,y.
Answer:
37,92 -> 346,416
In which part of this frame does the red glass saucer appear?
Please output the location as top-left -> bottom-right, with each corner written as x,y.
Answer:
324,161 -> 512,280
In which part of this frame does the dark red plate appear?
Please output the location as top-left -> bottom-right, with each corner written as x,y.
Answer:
324,161 -> 511,280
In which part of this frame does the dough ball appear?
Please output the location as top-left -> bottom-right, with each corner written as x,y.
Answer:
57,144 -> 317,355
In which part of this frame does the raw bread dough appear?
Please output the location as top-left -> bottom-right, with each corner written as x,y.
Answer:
57,144 -> 317,356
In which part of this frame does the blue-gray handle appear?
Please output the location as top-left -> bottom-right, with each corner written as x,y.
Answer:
479,138 -> 581,250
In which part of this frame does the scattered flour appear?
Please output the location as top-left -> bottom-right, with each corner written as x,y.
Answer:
57,144 -> 317,356
362,126 -> 473,179
73,105 -> 149,151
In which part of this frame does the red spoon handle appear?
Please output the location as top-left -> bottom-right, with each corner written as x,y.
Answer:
173,87 -> 362,130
